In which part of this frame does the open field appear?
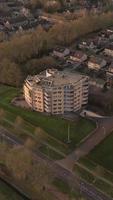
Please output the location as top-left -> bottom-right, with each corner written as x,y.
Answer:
0,85 -> 95,155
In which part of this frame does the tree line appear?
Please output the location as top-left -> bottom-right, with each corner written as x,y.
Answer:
1,12 -> 113,87
0,142 -> 54,200
26,0 -> 113,12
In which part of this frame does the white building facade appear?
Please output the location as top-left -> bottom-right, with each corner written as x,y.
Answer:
24,69 -> 89,114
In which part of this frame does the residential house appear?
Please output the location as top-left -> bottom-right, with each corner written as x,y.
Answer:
88,56 -> 106,71
106,62 -> 113,87
79,40 -> 94,50
79,35 -> 109,52
104,44 -> 113,57
20,7 -> 31,17
4,21 -> 12,30
52,47 -> 70,59
67,50 -> 87,64
100,28 -> 113,40
107,29 -> 113,40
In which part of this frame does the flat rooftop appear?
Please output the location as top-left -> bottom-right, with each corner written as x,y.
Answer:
26,69 -> 88,88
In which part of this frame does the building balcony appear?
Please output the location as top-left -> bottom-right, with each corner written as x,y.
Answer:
83,97 -> 88,100
83,83 -> 89,86
44,96 -> 51,100
64,108 -> 73,112
82,101 -> 88,105
83,86 -> 89,90
64,104 -> 73,107
64,95 -> 74,98
44,92 -> 51,97
74,106 -> 81,111
83,94 -> 88,98
44,96 -> 51,101
83,92 -> 88,95
44,105 -> 51,109
45,102 -> 51,106
45,108 -> 51,113
83,86 -> 88,90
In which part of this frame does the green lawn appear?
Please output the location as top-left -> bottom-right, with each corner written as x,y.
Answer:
0,85 -> 95,152
79,157 -> 113,183
74,164 -> 94,183
39,145 -> 64,160
0,180 -> 24,200
87,132 -> 113,173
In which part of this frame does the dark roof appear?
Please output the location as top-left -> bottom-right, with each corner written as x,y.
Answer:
105,44 -> 113,50
71,50 -> 86,59
54,47 -> 69,53
89,56 -> 104,64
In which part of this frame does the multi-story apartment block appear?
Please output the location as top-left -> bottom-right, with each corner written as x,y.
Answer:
24,69 -> 89,114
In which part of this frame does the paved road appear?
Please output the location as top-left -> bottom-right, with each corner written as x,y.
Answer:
0,126 -> 113,200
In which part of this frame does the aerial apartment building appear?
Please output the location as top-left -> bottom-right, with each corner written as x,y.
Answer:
24,69 -> 89,114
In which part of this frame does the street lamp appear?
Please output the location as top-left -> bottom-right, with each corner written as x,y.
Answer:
46,145 -> 50,158
102,126 -> 106,135
66,124 -> 71,144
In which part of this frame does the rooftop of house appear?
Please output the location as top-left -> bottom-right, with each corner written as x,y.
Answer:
88,56 -> 105,64
70,50 -> 86,58
105,44 -> 113,50
5,15 -> 27,23
100,28 -> 113,37
54,47 -> 69,53
81,34 -> 108,46
108,62 -> 113,68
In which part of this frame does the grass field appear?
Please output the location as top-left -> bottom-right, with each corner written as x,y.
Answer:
78,132 -> 113,196
0,85 -> 95,153
74,163 -> 113,198
79,133 -> 113,197
39,145 -> 64,160
79,157 -> 113,183
0,180 -> 24,200
87,132 -> 113,173
76,132 -> 113,197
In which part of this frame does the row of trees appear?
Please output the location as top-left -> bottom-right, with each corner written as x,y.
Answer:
0,143 -> 54,200
0,141 -> 89,199
27,0 -> 113,12
26,0 -> 62,12
1,12 -> 113,86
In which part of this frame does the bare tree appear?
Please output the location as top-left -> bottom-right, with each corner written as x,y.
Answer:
14,116 -> 24,131
0,108 -> 6,120
34,127 -> 47,146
